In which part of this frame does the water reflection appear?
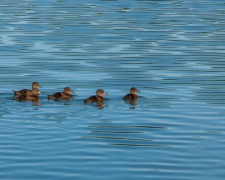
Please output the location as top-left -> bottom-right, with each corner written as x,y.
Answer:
14,98 -> 41,107
87,125 -> 166,147
84,101 -> 107,109
32,100 -> 41,107
48,97 -> 73,101
193,84 -> 225,105
124,99 -> 138,106
96,102 -> 106,109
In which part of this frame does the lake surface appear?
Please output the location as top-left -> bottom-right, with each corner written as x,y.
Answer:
1,0 -> 225,179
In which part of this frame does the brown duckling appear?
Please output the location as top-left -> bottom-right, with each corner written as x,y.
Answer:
84,89 -> 108,103
123,87 -> 140,100
14,88 -> 41,101
48,87 -> 74,100
13,82 -> 42,96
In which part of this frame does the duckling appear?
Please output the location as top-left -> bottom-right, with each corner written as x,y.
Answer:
123,87 -> 140,100
84,89 -> 108,103
13,82 -> 42,96
48,87 -> 74,100
14,88 -> 41,101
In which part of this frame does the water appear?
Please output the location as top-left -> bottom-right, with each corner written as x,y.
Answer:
1,0 -> 225,179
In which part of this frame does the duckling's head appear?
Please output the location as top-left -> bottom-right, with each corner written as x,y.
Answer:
63,87 -> 74,94
96,89 -> 107,96
32,82 -> 42,88
130,87 -> 140,94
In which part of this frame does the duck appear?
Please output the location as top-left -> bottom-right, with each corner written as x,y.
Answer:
14,88 -> 42,101
84,89 -> 108,103
123,87 -> 140,100
48,87 -> 74,100
13,82 -> 42,96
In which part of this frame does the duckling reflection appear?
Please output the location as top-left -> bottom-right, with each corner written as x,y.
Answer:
96,102 -> 106,109
84,101 -> 107,109
125,98 -> 138,106
32,99 -> 41,107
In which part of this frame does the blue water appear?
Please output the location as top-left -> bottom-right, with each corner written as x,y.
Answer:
1,0 -> 225,179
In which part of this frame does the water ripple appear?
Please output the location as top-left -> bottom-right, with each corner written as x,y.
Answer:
1,0 -> 225,179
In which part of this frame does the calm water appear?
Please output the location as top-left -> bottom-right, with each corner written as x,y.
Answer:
1,0 -> 225,179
